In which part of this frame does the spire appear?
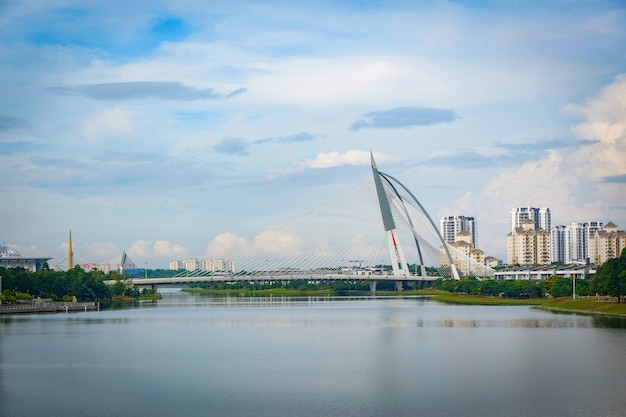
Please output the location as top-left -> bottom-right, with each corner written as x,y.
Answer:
68,230 -> 73,270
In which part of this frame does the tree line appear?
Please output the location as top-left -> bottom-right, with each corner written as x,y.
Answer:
0,263 -> 119,302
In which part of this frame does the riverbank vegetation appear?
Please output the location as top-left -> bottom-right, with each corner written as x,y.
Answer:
0,264 -> 137,304
590,248 -> 626,303
2,248 -> 625,316
540,297 -> 626,315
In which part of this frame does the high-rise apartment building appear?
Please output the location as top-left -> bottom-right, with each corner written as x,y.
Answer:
550,225 -> 567,263
588,222 -> 625,265
170,257 -> 236,273
507,219 -> 551,265
586,221 -> 604,254
439,230 -> 485,276
563,221 -> 603,264
440,215 -> 476,245
510,207 -> 551,231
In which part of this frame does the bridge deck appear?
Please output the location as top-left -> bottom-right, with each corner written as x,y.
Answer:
105,273 -> 436,287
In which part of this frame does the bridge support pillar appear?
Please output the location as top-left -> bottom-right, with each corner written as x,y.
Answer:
369,280 -> 377,293
152,284 -> 158,294
395,281 -> 403,291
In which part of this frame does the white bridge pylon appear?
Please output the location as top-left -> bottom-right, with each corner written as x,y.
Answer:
370,151 -> 461,280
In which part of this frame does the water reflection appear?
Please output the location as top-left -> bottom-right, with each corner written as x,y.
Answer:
436,318 -> 597,328
4,292 -> 625,329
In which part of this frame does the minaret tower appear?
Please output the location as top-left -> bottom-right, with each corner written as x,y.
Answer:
68,230 -> 73,270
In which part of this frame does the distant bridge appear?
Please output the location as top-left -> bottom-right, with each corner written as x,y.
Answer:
106,152 -> 493,293
113,270 -> 434,293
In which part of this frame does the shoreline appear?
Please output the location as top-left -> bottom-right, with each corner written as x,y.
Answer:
0,302 -> 99,315
432,294 -> 626,316
536,305 -> 626,317
2,291 -> 624,317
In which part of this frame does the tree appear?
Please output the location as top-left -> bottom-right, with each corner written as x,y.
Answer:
591,247 -> 626,303
110,280 -> 126,296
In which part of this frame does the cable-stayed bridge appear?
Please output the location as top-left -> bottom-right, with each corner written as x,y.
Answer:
125,152 -> 494,292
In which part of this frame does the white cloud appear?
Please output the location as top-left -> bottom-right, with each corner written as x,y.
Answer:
206,232 -> 249,257
564,74 -> 626,178
82,241 -> 121,262
128,239 -> 189,259
153,240 -> 189,257
206,230 -> 304,259
205,230 -> 306,270
304,149 -> 398,169
128,240 -> 151,257
82,106 -> 134,139
253,230 -> 302,255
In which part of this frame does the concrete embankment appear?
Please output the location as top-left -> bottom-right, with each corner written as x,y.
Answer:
0,302 -> 98,314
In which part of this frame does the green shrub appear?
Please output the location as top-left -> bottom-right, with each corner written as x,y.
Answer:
15,292 -> 32,300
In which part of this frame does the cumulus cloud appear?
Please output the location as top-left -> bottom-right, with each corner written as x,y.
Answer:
51,81 -> 246,101
206,231 -> 303,258
349,106 -> 458,131
153,240 -> 189,257
205,231 -> 305,269
206,233 -> 249,257
253,230 -> 302,254
83,241 -> 121,262
129,240 -> 189,258
304,149 -> 398,169
128,240 -> 151,257
213,136 -> 250,156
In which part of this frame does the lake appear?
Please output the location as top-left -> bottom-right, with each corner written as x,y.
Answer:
1,289 -> 625,417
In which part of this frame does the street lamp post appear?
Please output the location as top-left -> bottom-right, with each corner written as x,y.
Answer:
573,276 -> 576,300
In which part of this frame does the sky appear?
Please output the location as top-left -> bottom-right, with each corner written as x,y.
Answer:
1,0 -> 625,269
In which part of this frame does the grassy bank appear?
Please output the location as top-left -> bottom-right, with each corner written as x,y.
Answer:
540,297 -> 626,316
432,294 -> 626,315
432,295 -> 546,306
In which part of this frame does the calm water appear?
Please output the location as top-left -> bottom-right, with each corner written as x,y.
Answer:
1,290 -> 625,417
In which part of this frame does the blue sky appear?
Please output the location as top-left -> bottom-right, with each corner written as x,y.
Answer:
1,0 -> 625,268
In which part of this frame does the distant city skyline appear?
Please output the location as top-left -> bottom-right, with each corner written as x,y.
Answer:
1,1 -> 625,268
